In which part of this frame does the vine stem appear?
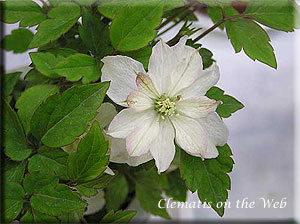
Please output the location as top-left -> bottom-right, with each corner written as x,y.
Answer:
192,13 -> 248,43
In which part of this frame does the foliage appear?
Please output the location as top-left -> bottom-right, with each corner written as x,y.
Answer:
1,0 -> 297,222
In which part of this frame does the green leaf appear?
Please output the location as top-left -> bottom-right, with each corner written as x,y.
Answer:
30,184 -> 86,216
58,210 -> 82,223
122,46 -> 152,70
180,144 -> 234,217
105,173 -> 129,211
134,168 -> 170,219
245,0 -> 297,32
206,86 -> 244,118
20,209 -> 58,223
110,0 -> 163,51
53,54 -> 101,84
28,146 -> 69,180
1,0 -> 46,27
4,160 -> 26,184
24,69 -> 51,87
98,0 -> 130,19
30,82 -> 109,147
163,169 -> 187,202
3,72 -> 20,101
2,182 -> 25,223
68,121 -> 109,182
16,84 -> 59,133
2,100 -> 31,161
30,52 -> 64,78
79,9 -> 113,62
199,48 -> 214,69
23,172 -> 58,195
101,210 -> 137,223
225,18 -> 277,68
2,28 -> 33,53
29,3 -> 81,48
46,48 -> 77,57
207,7 -> 225,29
76,174 -> 114,197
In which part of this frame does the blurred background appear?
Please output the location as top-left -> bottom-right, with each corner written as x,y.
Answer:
3,4 -> 299,223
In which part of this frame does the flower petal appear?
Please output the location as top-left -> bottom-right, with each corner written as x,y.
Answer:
198,112 -> 229,147
178,63 -> 220,98
101,55 -> 146,106
107,108 -> 155,139
109,137 -> 153,166
127,90 -> 153,111
126,114 -> 160,157
150,119 -> 175,173
171,115 -> 207,158
176,96 -> 220,119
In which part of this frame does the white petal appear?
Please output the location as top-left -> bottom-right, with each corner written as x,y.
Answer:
150,119 -> 175,173
178,63 -> 220,98
171,115 -> 207,158
107,108 -> 154,139
109,137 -> 153,166
104,167 -> 115,176
127,90 -> 153,111
126,114 -> 160,157
203,141 -> 219,159
176,96 -> 220,119
101,55 -> 145,106
198,112 -> 229,146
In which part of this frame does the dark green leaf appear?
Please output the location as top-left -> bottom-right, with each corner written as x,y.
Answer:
246,0 -> 297,32
101,210 -> 137,223
28,146 -> 69,179
225,18 -> 277,68
2,28 -> 33,53
98,0 -> 130,19
58,210 -> 82,223
163,169 -> 187,202
110,0 -> 163,51
29,3 -> 81,48
105,173 -> 129,211
4,160 -> 26,184
23,172 -> 58,195
46,48 -> 77,57
2,100 -> 31,161
24,69 -> 51,87
206,86 -> 244,118
30,82 -> 109,147
68,121 -> 109,182
199,48 -> 214,69
1,0 -> 46,27
122,46 -> 152,70
16,84 -> 59,133
180,144 -> 234,217
20,209 -> 58,223
3,72 -> 20,101
53,54 -> 101,84
30,52 -> 64,78
2,182 -> 25,223
134,168 -> 170,219
30,184 -> 86,216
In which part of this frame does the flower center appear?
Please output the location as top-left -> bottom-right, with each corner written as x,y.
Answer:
154,94 -> 179,119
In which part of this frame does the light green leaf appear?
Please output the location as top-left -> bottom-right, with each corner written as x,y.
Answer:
101,210 -> 137,223
16,84 -> 59,133
225,18 -> 277,68
28,146 -> 69,179
122,46 -> 152,70
30,52 -> 64,78
68,121 -> 109,182
30,82 -> 109,147
105,173 -> 129,211
2,100 -> 31,161
54,54 -> 101,84
29,3 -> 81,48
134,168 -> 170,219
2,28 -> 33,53
30,184 -> 86,216
79,8 -> 113,62
23,172 -> 58,195
98,0 -> 130,19
245,0 -> 297,32
180,144 -> 234,217
1,0 -> 46,27
46,48 -> 77,57
20,209 -> 58,223
2,182 -> 25,223
110,0 -> 163,51
4,160 -> 26,184
206,86 -> 244,118
163,169 -> 187,202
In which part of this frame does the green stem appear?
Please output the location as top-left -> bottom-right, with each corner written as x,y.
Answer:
192,13 -> 248,43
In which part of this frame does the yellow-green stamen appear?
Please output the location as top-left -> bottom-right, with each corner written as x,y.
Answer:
154,94 -> 179,119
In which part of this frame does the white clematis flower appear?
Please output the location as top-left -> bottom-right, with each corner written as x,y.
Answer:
101,37 -> 228,173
